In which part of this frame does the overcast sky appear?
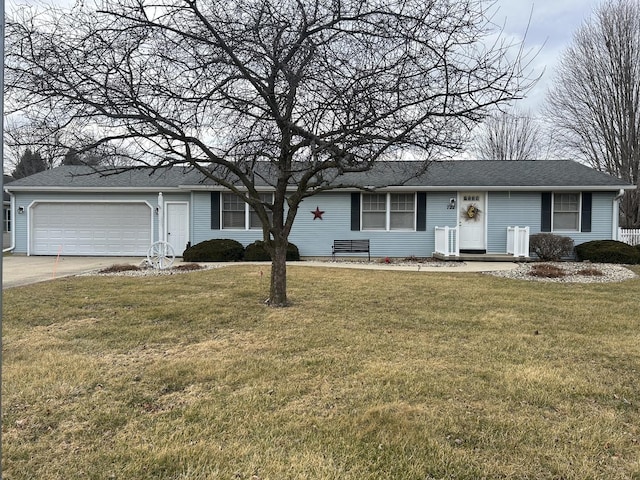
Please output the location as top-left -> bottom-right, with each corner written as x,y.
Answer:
491,0 -> 606,112
5,0 -> 607,121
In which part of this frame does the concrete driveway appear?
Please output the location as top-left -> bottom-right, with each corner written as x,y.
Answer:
2,255 -> 147,289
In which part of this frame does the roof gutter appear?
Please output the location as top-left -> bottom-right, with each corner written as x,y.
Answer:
4,186 -> 186,193
6,183 -> 636,194
183,184 -> 636,192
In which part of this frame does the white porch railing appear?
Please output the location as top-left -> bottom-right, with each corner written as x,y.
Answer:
507,226 -> 530,257
619,228 -> 640,246
434,226 -> 459,257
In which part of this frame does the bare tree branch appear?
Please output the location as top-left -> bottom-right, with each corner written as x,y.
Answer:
6,0 -> 536,305
471,107 -> 545,160
544,0 -> 640,227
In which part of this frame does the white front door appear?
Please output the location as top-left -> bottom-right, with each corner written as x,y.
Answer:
165,202 -> 189,256
458,192 -> 486,252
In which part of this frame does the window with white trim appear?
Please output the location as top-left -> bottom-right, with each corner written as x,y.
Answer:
553,193 -> 580,231
362,194 -> 387,230
362,193 -> 415,231
222,193 -> 246,229
3,208 -> 10,233
249,193 -> 274,229
222,192 -> 274,230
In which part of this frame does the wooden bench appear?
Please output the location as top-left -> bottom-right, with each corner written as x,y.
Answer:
332,239 -> 370,261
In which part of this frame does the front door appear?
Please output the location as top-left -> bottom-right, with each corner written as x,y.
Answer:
458,192 -> 486,253
165,202 -> 189,256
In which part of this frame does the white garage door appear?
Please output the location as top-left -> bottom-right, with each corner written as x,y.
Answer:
31,202 -> 152,256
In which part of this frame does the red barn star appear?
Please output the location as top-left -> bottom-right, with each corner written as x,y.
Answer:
311,206 -> 325,220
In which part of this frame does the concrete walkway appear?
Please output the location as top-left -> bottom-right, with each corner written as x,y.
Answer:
299,260 -> 518,272
2,255 -> 519,288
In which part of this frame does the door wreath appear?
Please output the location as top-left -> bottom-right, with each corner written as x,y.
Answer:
462,203 -> 481,221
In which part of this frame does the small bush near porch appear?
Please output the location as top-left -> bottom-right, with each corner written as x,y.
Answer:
3,266 -> 640,479
529,233 -> 575,261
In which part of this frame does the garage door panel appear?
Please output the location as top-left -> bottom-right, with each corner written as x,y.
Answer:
31,202 -> 152,256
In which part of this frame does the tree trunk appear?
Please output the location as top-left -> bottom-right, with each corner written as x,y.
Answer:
269,239 -> 288,307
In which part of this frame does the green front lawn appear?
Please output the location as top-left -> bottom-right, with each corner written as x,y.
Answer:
3,265 -> 640,479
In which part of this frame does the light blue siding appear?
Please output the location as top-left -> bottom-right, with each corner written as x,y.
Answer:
191,190 -> 458,257
291,193 -> 357,256
569,192 -> 616,245
11,191 -> 189,254
424,191 -> 458,255
486,191 -> 615,252
11,189 -> 619,257
487,192 -> 541,253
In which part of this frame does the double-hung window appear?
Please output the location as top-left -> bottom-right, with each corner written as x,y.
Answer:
222,192 -> 274,230
362,193 -> 415,231
553,193 -> 580,231
3,208 -> 10,233
362,194 -> 387,230
249,193 -> 274,229
222,193 -> 246,229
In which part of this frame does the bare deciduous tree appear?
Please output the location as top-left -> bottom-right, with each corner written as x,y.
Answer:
471,108 -> 544,160
6,0 -> 534,305
544,0 -> 640,227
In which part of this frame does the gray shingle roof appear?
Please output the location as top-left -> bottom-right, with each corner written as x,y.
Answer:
5,160 -> 634,191
5,165 -> 205,189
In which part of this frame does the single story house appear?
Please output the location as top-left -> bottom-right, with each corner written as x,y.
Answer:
4,160 -> 635,259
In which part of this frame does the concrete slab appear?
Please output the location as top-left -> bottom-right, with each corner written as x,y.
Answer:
2,256 -> 148,289
294,260 -> 519,273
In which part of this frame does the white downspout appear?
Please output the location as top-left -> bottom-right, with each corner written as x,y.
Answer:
2,192 -> 16,253
157,192 -> 164,243
613,189 -> 625,240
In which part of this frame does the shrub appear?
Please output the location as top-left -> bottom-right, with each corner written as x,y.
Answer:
243,241 -> 271,261
243,240 -> 301,261
183,239 -> 245,262
529,233 -> 574,261
529,263 -> 566,278
575,240 -> 640,264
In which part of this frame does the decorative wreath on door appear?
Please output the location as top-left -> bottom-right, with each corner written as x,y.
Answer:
462,203 -> 481,222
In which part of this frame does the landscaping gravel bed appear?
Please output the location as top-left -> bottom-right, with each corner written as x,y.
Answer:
484,262 -> 637,283
89,259 -> 638,283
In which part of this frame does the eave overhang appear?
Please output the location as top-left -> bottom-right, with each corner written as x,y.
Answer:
6,183 -> 635,194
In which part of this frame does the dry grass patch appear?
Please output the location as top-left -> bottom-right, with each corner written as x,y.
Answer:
172,262 -> 204,271
98,263 -> 141,273
528,263 -> 567,278
576,267 -> 605,276
3,265 -> 640,479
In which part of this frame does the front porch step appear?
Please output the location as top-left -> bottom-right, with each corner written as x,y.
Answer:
433,253 -> 531,262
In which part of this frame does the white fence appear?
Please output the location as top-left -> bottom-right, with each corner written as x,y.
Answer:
619,228 -> 640,246
434,226 -> 459,257
507,226 -> 530,257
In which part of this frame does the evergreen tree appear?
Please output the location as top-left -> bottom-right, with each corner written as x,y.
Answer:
12,149 -> 47,179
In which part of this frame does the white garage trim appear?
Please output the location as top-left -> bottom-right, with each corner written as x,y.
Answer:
28,200 -> 153,256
